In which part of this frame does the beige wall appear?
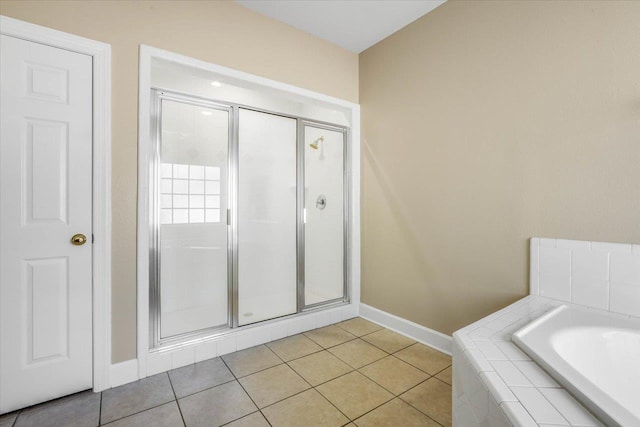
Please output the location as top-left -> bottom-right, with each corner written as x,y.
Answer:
0,0 -> 358,363
360,0 -> 640,335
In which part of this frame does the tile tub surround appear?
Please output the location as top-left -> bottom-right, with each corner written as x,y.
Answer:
530,238 -> 640,316
454,237 -> 640,426
3,317 -> 453,427
453,296 -> 610,427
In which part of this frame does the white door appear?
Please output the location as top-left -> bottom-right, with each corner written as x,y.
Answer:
0,34 -> 93,413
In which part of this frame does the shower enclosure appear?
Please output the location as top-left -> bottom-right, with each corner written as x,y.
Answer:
149,89 -> 349,349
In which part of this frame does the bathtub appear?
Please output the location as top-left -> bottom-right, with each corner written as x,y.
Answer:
513,305 -> 640,427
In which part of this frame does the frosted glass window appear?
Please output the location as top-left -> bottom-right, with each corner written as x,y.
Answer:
190,180 -> 204,194
205,195 -> 220,208
173,180 -> 188,194
159,163 -> 221,224
205,166 -> 220,180
190,165 -> 204,179
161,179 -> 172,193
160,194 -> 172,208
173,209 -> 188,224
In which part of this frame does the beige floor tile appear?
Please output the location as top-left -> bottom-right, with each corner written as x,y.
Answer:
395,343 -> 451,375
267,334 -> 323,362
400,378 -> 452,427
101,373 -> 174,424
354,398 -> 440,427
262,389 -> 348,427
328,339 -> 387,369
337,318 -> 383,337
239,364 -> 310,408
225,411 -> 270,427
288,350 -> 352,386
361,329 -> 415,354
304,325 -> 356,348
435,366 -> 452,385
179,381 -> 257,427
359,356 -> 429,395
168,356 -> 234,398
316,371 -> 393,420
222,345 -> 282,378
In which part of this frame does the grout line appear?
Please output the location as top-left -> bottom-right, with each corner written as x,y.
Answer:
389,350 -> 453,379
221,347 -> 285,379
431,364 -> 453,385
303,365 -> 356,388
166,369 -> 187,427
430,375 -> 452,387
98,392 -> 103,425
360,336 -> 416,355
264,381 -> 353,423
218,356 -> 268,425
344,394 -> 395,423
259,410 -> 274,427
262,342 -> 287,364
163,369 -> 237,400
316,395 -> 352,424
10,410 -> 21,427
218,410 -> 269,427
99,400 -> 179,426
397,378 -> 447,427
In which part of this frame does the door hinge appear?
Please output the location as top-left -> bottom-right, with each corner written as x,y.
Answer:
92,234 -> 95,244
227,209 -> 231,226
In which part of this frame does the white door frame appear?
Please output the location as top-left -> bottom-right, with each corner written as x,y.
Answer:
0,16 -> 112,392
137,45 -> 360,379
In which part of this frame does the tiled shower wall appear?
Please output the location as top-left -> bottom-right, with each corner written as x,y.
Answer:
530,238 -> 640,317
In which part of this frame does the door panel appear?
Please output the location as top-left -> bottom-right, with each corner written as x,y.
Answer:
27,120 -> 69,222
27,257 -> 69,362
237,109 -> 297,326
304,126 -> 345,306
0,35 -> 93,413
157,99 -> 230,339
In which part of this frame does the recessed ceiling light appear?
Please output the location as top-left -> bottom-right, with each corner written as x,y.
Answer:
211,81 -> 222,87
201,111 -> 213,116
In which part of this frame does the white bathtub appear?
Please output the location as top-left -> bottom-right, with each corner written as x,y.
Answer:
513,305 -> 640,427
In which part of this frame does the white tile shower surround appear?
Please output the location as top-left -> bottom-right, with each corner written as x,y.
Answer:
530,238 -> 640,316
453,296 -> 610,427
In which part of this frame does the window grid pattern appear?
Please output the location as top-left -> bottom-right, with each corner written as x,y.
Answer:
159,163 -> 221,224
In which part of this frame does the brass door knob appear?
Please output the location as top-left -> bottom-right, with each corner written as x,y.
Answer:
71,234 -> 87,246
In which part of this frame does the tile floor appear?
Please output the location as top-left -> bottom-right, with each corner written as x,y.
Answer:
0,318 -> 452,427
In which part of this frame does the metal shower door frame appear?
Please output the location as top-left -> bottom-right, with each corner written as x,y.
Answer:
149,89 -> 234,349
297,121 -> 350,311
149,88 -> 350,351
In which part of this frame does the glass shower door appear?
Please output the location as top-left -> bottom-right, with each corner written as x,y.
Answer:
237,109 -> 298,325
304,125 -> 346,306
155,95 -> 231,341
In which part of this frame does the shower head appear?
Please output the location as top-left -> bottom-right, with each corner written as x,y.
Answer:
310,136 -> 324,150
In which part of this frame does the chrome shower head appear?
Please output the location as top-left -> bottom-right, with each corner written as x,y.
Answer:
310,136 -> 324,149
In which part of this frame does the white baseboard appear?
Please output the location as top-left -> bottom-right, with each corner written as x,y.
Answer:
110,359 -> 139,388
359,304 -> 452,355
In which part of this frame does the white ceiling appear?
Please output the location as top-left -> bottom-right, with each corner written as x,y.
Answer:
235,0 -> 446,53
